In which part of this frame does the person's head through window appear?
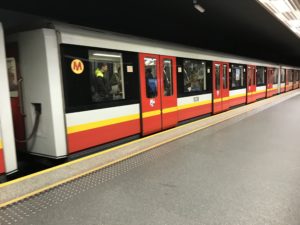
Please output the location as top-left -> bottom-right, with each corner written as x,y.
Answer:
95,62 -> 108,78
146,68 -> 153,79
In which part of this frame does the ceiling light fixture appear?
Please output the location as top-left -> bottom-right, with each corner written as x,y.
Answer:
92,53 -> 121,58
193,0 -> 205,13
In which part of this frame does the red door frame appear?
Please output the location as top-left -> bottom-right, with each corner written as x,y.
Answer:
281,68 -> 286,93
160,55 -> 178,130
286,69 -> 290,91
139,53 -> 178,136
6,43 -> 26,150
266,67 -> 274,98
246,65 -> 256,103
213,61 -> 229,114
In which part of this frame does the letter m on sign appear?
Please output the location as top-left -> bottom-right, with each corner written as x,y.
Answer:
71,59 -> 84,74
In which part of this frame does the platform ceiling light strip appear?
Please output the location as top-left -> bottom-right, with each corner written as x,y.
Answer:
257,0 -> 300,38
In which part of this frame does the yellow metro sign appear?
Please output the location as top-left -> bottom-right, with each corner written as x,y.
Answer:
71,59 -> 84,74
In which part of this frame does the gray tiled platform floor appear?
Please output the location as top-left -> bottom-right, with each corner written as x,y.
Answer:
2,95 -> 300,225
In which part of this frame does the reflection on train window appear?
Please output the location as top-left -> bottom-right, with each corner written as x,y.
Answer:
89,51 -> 125,102
273,69 -> 279,84
163,59 -> 173,96
183,60 -> 207,93
215,64 -> 220,90
280,69 -> 285,83
256,67 -> 265,85
288,70 -> 293,82
223,64 -> 227,89
144,57 -> 158,98
231,65 -> 244,88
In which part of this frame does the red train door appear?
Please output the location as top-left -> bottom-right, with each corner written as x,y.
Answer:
286,69 -> 289,91
267,68 -> 274,98
246,65 -> 256,103
6,43 -> 26,150
139,53 -> 178,136
213,62 -> 229,114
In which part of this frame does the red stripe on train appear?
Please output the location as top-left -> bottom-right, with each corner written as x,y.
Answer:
178,104 -> 212,122
0,149 -> 5,174
67,119 -> 140,154
254,92 -> 266,100
229,96 -> 246,107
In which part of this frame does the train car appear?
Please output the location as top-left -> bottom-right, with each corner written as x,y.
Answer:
0,23 -> 18,179
0,22 -> 298,177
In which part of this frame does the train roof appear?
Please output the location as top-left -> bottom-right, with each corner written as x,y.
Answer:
11,21 -> 300,70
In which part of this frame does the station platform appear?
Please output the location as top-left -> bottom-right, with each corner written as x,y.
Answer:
0,90 -> 300,225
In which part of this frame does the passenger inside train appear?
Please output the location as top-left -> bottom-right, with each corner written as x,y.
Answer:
90,51 -> 125,102
183,60 -> 207,92
146,67 -> 157,98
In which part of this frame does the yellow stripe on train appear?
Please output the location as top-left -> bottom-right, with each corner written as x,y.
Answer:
67,114 -> 140,134
178,100 -> 212,110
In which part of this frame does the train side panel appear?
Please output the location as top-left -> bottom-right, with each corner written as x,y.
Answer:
12,29 -> 67,158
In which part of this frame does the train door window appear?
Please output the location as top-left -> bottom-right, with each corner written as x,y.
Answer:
183,60 -> 207,93
89,51 -> 125,102
215,64 -> 220,90
144,57 -> 158,98
247,67 -> 252,85
163,59 -> 173,96
231,65 -> 245,88
256,67 -> 265,86
253,68 -> 256,85
273,69 -> 279,84
280,69 -> 285,83
289,70 -> 293,82
6,57 -> 18,96
223,64 -> 227,89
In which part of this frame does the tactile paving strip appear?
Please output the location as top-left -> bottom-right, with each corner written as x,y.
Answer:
0,144 -> 175,225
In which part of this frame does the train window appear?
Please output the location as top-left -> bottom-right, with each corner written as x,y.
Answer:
144,57 -> 158,98
183,60 -> 207,93
288,70 -> 293,82
89,51 -> 125,102
273,69 -> 279,84
163,59 -> 173,96
247,67 -> 253,86
223,64 -> 227,89
215,64 -> 220,90
231,65 -> 245,88
256,67 -> 265,86
280,69 -> 285,83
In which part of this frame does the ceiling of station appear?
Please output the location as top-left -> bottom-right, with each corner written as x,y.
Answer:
0,0 -> 300,66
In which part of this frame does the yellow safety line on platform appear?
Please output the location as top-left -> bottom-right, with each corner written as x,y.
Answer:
0,90 -> 298,208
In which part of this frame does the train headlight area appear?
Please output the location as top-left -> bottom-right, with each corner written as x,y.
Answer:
0,5 -> 299,211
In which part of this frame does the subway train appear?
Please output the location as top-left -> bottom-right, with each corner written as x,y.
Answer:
0,22 -> 299,179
